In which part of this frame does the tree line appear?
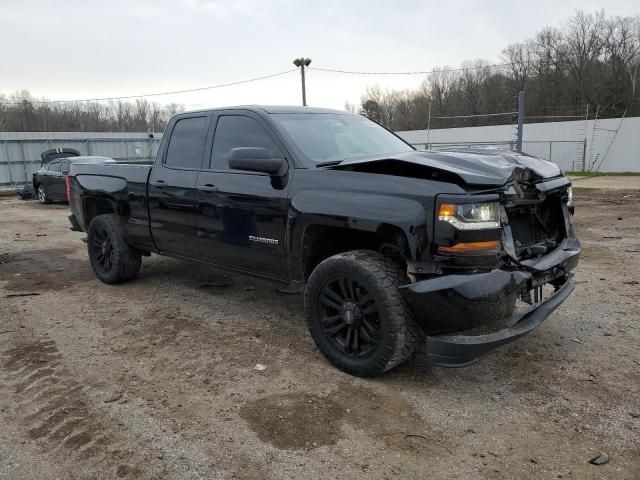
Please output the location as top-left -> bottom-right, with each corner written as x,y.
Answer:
356,11 -> 640,131
0,91 -> 183,133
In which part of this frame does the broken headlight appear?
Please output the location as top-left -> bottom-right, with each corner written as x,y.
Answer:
438,202 -> 501,230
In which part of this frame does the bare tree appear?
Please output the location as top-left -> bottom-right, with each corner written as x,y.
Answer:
502,40 -> 537,90
358,10 -> 640,131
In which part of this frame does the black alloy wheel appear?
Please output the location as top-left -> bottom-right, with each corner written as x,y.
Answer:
317,275 -> 381,357
87,214 -> 141,284
92,225 -> 114,274
304,250 -> 420,377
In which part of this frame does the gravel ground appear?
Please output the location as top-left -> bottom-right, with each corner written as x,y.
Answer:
0,189 -> 639,480
569,175 -> 640,190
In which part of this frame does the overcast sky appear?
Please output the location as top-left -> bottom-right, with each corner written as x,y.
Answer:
1,0 -> 638,110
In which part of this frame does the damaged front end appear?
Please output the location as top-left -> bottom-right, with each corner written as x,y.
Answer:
400,173 -> 580,367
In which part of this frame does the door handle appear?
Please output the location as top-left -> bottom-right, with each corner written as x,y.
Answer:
150,180 -> 166,188
197,184 -> 218,193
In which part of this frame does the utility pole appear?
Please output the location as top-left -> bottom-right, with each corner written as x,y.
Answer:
293,58 -> 312,106
426,101 -> 432,150
516,90 -> 525,152
581,104 -> 589,172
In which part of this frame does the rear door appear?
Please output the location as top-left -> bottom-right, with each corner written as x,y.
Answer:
45,160 -> 64,199
148,113 -> 211,257
196,111 -> 291,279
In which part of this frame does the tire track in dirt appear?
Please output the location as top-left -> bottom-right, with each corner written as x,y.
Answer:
0,338 -> 142,477
0,248 -> 94,292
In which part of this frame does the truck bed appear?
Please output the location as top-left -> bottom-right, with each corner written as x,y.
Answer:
69,162 -> 154,250
70,162 -> 153,184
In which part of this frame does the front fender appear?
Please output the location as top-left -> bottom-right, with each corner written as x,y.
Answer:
288,189 -> 429,281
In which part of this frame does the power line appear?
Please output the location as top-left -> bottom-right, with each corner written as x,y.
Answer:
310,63 -> 510,76
0,69 -> 297,106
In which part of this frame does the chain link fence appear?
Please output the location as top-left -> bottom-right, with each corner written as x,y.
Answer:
0,133 -> 162,186
399,116 -> 639,173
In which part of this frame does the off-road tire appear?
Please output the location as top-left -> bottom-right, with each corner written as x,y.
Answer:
87,214 -> 142,284
36,184 -> 51,204
304,250 -> 420,377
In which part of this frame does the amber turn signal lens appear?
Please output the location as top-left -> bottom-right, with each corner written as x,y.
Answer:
438,203 -> 457,218
437,240 -> 501,254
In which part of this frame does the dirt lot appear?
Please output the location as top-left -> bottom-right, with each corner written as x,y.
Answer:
1,190 -> 639,480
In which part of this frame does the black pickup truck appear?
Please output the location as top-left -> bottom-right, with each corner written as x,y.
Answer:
67,106 -> 580,377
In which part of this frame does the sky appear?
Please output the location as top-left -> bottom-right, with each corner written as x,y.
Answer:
1,0 -> 638,111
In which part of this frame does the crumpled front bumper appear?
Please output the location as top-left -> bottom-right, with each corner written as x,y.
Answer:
399,239 -> 580,367
421,275 -> 574,367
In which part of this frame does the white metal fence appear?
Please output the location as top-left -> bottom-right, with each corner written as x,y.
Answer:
1,116 -> 638,186
398,116 -> 640,173
0,132 -> 162,186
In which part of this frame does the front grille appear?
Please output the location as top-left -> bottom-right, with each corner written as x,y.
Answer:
506,192 -> 566,260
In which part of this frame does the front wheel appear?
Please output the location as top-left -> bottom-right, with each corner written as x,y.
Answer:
304,250 -> 420,377
87,214 -> 141,284
36,184 -> 51,204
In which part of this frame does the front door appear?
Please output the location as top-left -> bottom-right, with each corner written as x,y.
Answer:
196,112 -> 291,280
148,114 -> 211,257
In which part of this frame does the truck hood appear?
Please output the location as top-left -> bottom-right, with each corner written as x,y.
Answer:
327,149 -> 563,186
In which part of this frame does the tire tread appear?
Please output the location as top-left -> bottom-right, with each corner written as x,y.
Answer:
87,214 -> 141,284
304,249 -> 420,376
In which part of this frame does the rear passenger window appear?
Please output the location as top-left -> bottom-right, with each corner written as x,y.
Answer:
211,116 -> 279,170
165,116 -> 208,169
48,160 -> 61,172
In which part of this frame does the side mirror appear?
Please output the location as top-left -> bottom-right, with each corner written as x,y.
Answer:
228,147 -> 287,176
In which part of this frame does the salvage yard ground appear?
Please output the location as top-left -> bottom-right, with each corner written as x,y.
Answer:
1,186 -> 639,480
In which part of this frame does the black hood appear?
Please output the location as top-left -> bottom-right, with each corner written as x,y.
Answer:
327,149 -> 563,187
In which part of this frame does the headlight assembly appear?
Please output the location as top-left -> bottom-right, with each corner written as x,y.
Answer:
438,202 -> 501,230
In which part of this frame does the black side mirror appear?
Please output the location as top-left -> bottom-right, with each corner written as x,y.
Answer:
228,147 -> 287,176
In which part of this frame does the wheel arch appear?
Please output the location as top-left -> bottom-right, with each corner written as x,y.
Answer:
75,175 -> 130,229
83,195 -> 127,229
297,222 -> 411,282
288,190 -> 427,282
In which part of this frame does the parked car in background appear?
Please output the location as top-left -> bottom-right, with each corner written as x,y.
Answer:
17,148 -> 81,200
33,156 -> 115,204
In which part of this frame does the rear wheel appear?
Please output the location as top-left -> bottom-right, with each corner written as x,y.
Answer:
87,214 -> 141,284
36,184 -> 51,204
304,250 -> 420,377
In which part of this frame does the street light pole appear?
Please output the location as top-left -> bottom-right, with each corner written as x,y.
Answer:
293,58 -> 312,106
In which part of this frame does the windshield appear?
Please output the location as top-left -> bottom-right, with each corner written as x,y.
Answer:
271,113 -> 413,164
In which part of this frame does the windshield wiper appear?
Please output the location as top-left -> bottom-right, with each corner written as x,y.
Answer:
315,160 -> 344,168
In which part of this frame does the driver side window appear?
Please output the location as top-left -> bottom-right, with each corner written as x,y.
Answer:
210,115 -> 279,171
